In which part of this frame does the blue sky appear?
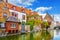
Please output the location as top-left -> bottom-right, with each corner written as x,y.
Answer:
8,0 -> 60,22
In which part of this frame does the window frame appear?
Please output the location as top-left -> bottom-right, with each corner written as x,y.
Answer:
0,22 -> 5,28
22,15 -> 25,20
11,23 -> 16,28
3,13 -> 7,18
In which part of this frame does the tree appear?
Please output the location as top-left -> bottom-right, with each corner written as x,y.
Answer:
26,21 -> 34,31
26,19 -> 42,31
41,21 -> 49,29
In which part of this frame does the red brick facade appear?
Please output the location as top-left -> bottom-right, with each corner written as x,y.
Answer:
5,21 -> 19,33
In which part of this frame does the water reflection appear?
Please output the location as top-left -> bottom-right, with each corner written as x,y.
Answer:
33,30 -> 53,40
30,33 -> 33,40
56,29 -> 60,35
0,30 -> 59,40
53,30 -> 60,40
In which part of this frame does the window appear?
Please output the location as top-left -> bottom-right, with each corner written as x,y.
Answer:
0,22 -> 5,28
22,9 -> 24,13
2,6 -> 7,10
3,13 -> 7,18
11,23 -> 16,28
22,15 -> 25,20
12,6 -> 16,10
12,12 -> 14,16
31,17 -> 34,19
13,7 -> 15,10
15,14 -> 17,17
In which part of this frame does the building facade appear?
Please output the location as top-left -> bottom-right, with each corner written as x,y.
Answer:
44,13 -> 53,25
5,16 -> 19,33
0,0 -> 10,33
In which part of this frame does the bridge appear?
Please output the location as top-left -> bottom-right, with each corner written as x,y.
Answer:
54,26 -> 60,29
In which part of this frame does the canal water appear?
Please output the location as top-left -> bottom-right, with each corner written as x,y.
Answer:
0,30 -> 60,40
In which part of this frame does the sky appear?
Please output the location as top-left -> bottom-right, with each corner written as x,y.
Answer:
8,0 -> 60,22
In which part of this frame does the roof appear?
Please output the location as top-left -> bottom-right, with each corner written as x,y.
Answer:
6,16 -> 18,22
6,3 -> 36,15
44,13 -> 53,21
7,3 -> 24,12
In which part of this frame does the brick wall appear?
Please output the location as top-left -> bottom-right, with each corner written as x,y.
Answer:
5,21 -> 19,32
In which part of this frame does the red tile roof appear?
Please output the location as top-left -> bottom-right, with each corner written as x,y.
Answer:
6,3 -> 38,16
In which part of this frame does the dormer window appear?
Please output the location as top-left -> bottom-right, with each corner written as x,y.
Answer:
13,7 -> 15,10
12,6 -> 16,10
22,9 -> 24,13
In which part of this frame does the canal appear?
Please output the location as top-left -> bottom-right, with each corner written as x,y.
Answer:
0,30 -> 60,40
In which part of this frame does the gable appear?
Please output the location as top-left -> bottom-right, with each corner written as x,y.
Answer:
44,13 -> 53,21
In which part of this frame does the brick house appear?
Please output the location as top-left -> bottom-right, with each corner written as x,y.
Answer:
5,16 -> 19,33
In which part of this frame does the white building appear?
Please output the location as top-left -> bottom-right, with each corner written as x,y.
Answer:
18,12 -> 26,23
9,7 -> 26,23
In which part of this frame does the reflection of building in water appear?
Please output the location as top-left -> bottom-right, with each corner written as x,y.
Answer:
33,31 -> 54,40
49,30 -> 54,40
22,35 -> 24,40
56,30 -> 60,35
53,30 -> 60,40
42,30 -> 54,40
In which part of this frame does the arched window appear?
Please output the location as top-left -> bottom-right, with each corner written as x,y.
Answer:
3,13 -> 7,18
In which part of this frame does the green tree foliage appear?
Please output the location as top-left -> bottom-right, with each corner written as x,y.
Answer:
26,19 -> 42,31
41,21 -> 49,29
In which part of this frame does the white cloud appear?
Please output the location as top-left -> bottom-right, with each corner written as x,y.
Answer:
8,0 -> 35,7
35,7 -> 52,12
38,13 -> 46,18
33,7 -> 53,18
54,14 -> 60,22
